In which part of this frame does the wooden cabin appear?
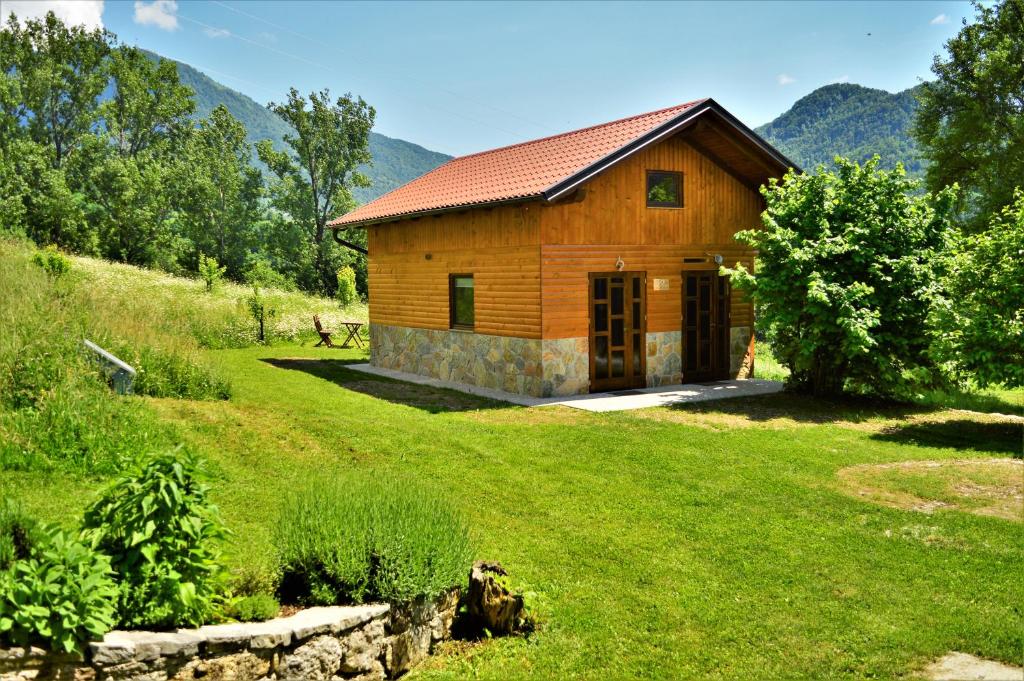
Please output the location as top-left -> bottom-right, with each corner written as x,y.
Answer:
329,99 -> 795,397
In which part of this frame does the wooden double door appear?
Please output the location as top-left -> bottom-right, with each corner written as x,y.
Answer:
682,270 -> 731,382
589,272 -> 646,392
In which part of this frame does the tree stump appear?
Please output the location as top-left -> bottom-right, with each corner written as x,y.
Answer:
465,560 -> 524,636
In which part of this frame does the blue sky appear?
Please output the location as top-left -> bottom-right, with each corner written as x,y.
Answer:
9,1 -> 973,156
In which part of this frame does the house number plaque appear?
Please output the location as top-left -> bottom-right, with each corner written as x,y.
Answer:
653,278 -> 670,291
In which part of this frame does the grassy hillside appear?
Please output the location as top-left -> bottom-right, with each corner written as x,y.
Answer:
0,239 -> 366,473
756,83 -> 925,177
160,52 -> 452,204
67,250 -> 367,349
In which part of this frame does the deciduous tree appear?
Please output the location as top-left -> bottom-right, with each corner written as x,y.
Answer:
176,105 -> 262,278
914,0 -> 1024,227
258,88 -> 374,294
728,157 -> 956,397
3,12 -> 111,169
932,191 -> 1024,387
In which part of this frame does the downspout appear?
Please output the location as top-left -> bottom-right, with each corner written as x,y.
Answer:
331,227 -> 367,255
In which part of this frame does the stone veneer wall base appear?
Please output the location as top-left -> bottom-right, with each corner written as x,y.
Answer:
369,324 -> 757,397
0,591 -> 458,681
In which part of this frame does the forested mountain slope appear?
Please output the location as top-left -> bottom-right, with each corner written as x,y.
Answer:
756,83 -> 925,177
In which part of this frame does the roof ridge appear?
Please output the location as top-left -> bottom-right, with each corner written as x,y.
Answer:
452,99 -> 709,162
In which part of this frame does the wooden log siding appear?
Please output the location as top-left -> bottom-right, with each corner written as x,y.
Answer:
367,204 -> 543,338
539,136 -> 761,339
366,134 -> 762,342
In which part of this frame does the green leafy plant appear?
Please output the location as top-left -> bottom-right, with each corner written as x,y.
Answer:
243,284 -> 276,345
727,157 -> 956,397
491,573 -> 546,635
30,245 -> 70,279
0,525 -> 117,653
275,477 -> 473,606
81,450 -> 227,629
242,258 -> 284,344
197,252 -> 227,293
336,265 -> 357,308
932,190 -> 1024,387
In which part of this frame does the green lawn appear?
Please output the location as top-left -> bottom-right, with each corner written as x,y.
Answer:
3,344 -> 1022,679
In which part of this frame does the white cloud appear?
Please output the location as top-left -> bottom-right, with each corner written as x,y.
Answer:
134,0 -> 178,31
930,13 -> 950,25
203,26 -> 230,38
2,1 -> 104,29
834,74 -> 851,83
257,31 -> 277,43
777,73 -> 796,86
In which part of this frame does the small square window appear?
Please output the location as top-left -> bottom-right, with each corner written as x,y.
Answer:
646,171 -> 683,208
450,274 -> 474,330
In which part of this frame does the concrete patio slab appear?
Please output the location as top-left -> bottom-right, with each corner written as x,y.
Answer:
346,363 -> 783,412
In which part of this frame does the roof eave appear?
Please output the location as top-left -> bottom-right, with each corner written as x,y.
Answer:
330,195 -> 544,229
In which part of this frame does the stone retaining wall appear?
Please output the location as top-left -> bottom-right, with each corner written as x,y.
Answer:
0,591 -> 458,681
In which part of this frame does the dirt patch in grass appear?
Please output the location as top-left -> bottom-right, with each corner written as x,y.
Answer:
837,458 -> 1023,522
922,651 -> 1024,680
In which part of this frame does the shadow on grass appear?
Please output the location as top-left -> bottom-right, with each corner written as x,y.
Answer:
917,389 -> 1024,417
871,419 -> 1023,456
664,392 -> 930,425
260,358 -> 510,414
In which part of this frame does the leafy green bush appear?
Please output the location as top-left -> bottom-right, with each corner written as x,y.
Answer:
336,265 -> 357,308
229,564 -> 281,599
198,253 -> 226,293
82,450 -> 227,629
727,157 -> 955,397
275,478 -> 473,606
226,594 -> 279,623
932,190 -> 1024,388
30,245 -> 70,279
0,526 -> 117,653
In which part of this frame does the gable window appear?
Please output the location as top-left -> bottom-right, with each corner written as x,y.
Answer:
449,274 -> 475,330
646,170 -> 683,208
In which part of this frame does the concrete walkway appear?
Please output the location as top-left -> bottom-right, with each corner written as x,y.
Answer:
346,363 -> 783,412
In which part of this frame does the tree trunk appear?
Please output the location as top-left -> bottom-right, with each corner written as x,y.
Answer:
810,354 -> 844,397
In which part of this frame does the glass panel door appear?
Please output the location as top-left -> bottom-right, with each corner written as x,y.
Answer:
682,270 -> 730,382
589,272 -> 646,392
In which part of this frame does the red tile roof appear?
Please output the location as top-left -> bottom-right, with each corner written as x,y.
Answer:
330,100 -> 710,227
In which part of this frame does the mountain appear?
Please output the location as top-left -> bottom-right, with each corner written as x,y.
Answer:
157,52 -> 452,204
755,83 -> 925,177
